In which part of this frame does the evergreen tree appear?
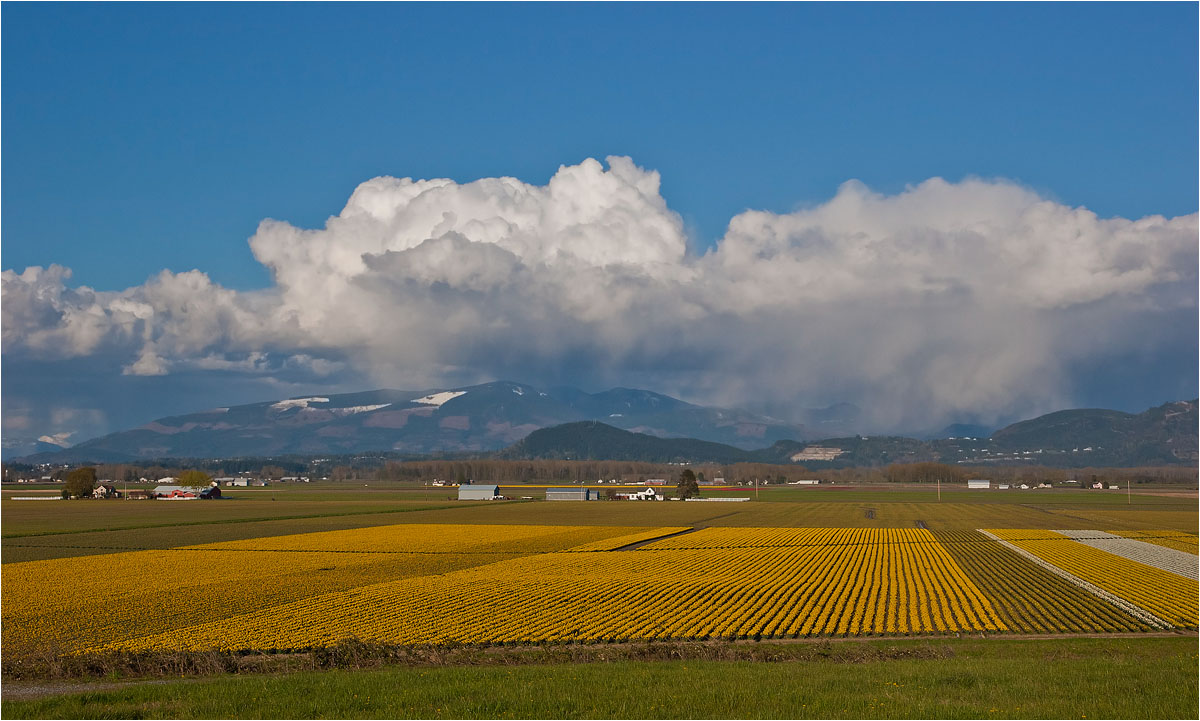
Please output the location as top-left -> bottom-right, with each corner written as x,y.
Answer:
677,468 -> 699,499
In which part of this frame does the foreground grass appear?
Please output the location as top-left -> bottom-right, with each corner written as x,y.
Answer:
4,637 -> 1196,719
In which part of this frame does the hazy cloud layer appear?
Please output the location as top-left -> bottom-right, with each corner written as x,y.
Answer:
3,157 -> 1196,441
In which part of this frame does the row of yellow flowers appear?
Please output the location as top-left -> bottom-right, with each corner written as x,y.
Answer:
562,527 -> 693,552
1109,529 -> 1198,555
933,529 -> 1149,633
986,529 -> 1198,627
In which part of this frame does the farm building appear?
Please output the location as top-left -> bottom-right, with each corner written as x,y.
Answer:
458,484 -> 500,501
615,487 -> 663,501
788,480 -> 820,486
545,487 -> 599,501
967,479 -> 991,490
153,484 -> 221,500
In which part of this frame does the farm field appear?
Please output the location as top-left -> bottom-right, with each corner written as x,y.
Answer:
4,515 -> 1197,655
2,482 -> 1196,719
9,495 -> 1192,566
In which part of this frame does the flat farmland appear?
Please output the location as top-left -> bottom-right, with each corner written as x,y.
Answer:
3,482 -> 1196,719
4,484 -> 1195,566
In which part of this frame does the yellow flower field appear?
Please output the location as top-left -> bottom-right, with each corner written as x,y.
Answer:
89,527 -> 1005,653
1,523 -> 649,653
6,523 -> 1195,657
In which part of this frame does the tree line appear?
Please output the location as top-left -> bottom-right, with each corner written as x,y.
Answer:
4,459 -> 1194,486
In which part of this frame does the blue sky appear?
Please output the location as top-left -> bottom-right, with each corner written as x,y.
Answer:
4,2 -> 1196,291
2,2 -> 1197,450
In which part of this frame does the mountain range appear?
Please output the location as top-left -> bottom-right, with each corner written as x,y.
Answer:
11,381 -> 1195,468
13,381 -> 814,463
507,400 -> 1197,467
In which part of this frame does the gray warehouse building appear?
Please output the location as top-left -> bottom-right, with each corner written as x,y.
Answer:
458,484 -> 500,500
546,487 -> 599,501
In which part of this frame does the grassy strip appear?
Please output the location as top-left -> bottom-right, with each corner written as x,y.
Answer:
1,503 -> 480,539
3,637 -> 1195,719
1,637 -> 950,681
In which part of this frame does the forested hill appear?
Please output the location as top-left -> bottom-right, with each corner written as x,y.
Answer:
987,400 -> 1198,466
503,400 -> 1199,467
500,421 -> 767,463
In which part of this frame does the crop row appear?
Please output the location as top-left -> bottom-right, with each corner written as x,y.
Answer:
1110,530 -> 1198,555
563,527 -> 693,552
985,529 -> 1198,628
640,526 -> 939,550
931,530 -> 1148,633
180,523 -> 636,555
1050,530 -> 1198,580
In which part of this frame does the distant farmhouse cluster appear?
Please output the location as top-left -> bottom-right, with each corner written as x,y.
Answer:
454,483 -> 673,502
7,469 -> 310,501
966,478 -> 1119,491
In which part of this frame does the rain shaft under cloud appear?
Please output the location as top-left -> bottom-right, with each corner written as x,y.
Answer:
3,156 -> 1196,442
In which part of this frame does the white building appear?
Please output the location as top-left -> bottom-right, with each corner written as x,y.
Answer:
458,484 -> 501,501
615,488 -> 663,501
967,479 -> 990,490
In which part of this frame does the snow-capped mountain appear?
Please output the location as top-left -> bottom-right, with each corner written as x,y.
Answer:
22,381 -> 811,461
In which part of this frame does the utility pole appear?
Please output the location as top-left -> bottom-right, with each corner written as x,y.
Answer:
937,476 -> 941,501
755,477 -> 759,500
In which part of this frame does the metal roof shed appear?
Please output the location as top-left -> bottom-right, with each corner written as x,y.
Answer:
458,484 -> 500,500
546,487 -> 593,501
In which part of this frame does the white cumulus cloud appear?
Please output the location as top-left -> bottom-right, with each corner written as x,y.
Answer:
2,157 -> 1195,433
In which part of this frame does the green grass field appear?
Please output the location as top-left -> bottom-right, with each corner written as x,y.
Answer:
3,637 -> 1196,719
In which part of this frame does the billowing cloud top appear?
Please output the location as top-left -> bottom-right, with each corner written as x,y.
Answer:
3,156 -> 1196,434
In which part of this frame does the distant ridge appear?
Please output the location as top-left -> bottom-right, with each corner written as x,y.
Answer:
501,421 -> 762,463
13,389 -> 1195,469
498,401 -> 1197,468
988,400 -> 1198,465
12,381 -> 808,463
